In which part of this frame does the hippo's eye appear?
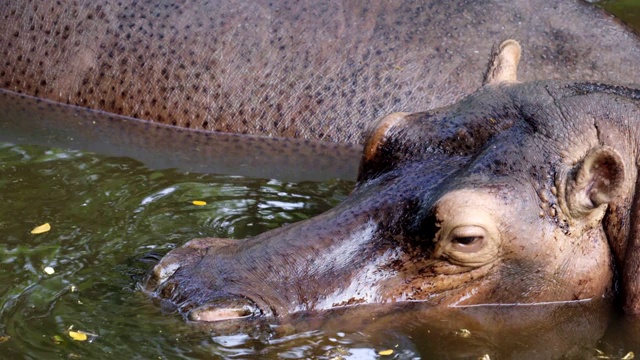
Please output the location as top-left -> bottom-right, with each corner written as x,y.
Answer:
452,235 -> 483,246
432,190 -> 503,268
434,224 -> 499,267
449,226 -> 486,253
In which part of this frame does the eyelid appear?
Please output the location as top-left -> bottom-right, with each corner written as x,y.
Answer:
450,225 -> 486,240
433,225 -> 485,257
436,224 -> 498,266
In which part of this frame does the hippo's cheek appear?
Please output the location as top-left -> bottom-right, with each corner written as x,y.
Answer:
382,261 -> 500,307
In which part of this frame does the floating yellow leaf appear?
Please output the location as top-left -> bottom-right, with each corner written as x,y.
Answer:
44,267 -> 55,275
623,352 -> 635,360
31,223 -> 51,234
458,328 -> 471,338
0,335 -> 10,343
378,349 -> 394,356
192,200 -> 207,206
68,330 -> 87,341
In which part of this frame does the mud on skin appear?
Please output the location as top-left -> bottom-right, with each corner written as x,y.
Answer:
144,41 -> 640,322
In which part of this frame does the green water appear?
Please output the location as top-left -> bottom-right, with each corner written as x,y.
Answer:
0,143 -> 357,358
597,0 -> 640,33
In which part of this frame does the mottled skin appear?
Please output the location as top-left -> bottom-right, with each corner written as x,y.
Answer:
144,42 -> 640,321
2,0 -> 640,143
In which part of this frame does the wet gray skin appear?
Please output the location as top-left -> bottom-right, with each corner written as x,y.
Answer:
144,42 -> 640,321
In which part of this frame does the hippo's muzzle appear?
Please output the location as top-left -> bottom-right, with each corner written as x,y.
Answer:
144,237 -> 269,322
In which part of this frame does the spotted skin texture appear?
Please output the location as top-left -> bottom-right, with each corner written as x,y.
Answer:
2,0 -> 640,143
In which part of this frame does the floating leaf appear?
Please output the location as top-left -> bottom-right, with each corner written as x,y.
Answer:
52,335 -> 64,344
457,329 -> 471,338
479,355 -> 491,360
31,223 -> 51,234
192,200 -> 207,206
378,349 -> 394,356
0,335 -> 10,343
44,267 -> 55,275
623,352 -> 635,360
68,331 -> 87,341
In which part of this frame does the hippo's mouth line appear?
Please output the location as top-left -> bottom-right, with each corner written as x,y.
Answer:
142,278 -> 271,323
185,294 -> 265,322
448,297 -> 594,308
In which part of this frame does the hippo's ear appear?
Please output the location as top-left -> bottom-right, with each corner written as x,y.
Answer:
483,39 -> 521,85
562,146 -> 625,218
362,112 -> 408,162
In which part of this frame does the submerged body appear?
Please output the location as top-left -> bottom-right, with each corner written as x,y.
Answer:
2,0 -> 640,143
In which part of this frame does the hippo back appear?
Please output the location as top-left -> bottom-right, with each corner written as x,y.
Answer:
1,0 -> 640,143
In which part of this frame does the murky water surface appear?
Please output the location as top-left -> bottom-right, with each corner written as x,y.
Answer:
0,142 -> 355,359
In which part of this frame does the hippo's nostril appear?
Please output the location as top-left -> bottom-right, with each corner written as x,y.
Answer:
139,251 -> 164,264
187,296 -> 262,322
140,260 -> 182,296
153,261 -> 181,285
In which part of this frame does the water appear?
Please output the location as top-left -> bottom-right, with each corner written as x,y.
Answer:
0,142 -> 357,359
596,0 -> 640,34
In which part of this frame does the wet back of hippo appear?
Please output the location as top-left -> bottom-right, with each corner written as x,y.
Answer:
2,0 -> 640,144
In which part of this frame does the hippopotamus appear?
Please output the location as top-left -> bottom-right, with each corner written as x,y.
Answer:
140,39 -> 640,322
3,0 -> 640,324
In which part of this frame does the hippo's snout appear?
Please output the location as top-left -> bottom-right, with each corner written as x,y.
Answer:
143,237 -> 265,322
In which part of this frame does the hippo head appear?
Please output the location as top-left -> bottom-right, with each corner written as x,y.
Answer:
143,40 -> 640,322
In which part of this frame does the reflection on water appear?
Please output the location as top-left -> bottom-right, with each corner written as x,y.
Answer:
0,142 -> 353,358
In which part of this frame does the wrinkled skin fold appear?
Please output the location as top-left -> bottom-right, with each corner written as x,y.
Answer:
144,41 -> 640,322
